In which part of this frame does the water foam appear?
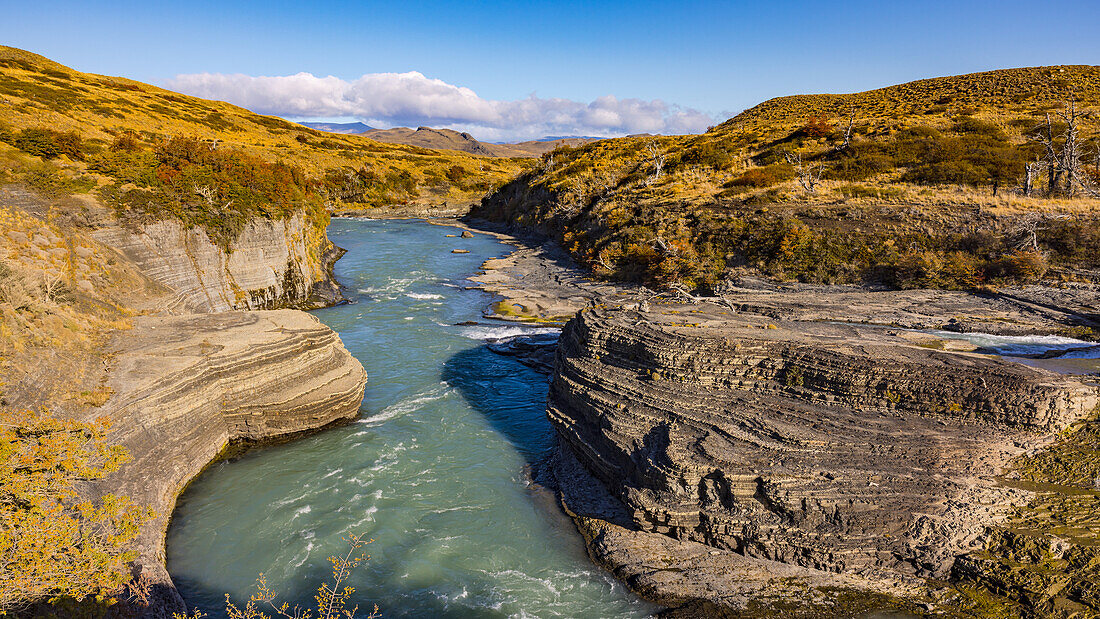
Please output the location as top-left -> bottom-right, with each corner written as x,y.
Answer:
459,325 -> 561,340
406,292 -> 445,300
929,330 -> 1095,356
357,387 -> 452,425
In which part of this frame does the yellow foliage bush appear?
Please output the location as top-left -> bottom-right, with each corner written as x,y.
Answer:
0,409 -> 154,610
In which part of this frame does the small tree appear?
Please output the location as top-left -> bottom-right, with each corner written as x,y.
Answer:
0,410 -> 154,610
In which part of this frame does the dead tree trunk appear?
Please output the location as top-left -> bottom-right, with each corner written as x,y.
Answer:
834,109 -> 856,154
784,151 -> 824,194
645,140 -> 667,186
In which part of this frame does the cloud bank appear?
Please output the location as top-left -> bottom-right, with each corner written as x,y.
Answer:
164,71 -> 716,142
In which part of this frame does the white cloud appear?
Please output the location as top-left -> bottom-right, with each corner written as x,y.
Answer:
164,71 -> 716,142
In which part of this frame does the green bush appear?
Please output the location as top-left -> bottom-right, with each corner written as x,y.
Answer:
94,136 -> 324,249
676,141 -> 736,169
726,163 -> 795,187
3,127 -> 85,160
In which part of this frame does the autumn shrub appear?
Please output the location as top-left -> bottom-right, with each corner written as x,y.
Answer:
799,116 -> 834,138
726,163 -> 795,188
884,250 -> 982,289
2,127 -> 85,160
987,250 -> 1049,282
445,164 -> 468,183
0,409 -> 154,611
110,131 -> 143,153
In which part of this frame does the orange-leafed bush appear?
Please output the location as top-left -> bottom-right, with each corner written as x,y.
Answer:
988,249 -> 1049,281
800,116 -> 834,138
0,409 -> 154,610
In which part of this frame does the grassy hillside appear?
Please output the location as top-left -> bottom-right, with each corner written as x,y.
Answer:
472,66 -> 1100,291
0,46 -> 530,219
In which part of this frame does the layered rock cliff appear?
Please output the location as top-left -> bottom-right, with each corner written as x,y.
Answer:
92,212 -> 343,313
1,182 -> 367,615
547,304 -> 1099,612
86,310 -> 367,615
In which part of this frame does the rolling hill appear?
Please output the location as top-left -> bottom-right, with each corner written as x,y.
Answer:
306,124 -> 598,158
472,65 -> 1100,291
297,121 -> 375,134
0,45 -> 530,214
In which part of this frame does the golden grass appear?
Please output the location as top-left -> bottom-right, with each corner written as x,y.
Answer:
0,46 -> 530,207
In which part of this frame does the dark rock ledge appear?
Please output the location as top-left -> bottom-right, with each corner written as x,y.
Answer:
544,304 -> 1098,615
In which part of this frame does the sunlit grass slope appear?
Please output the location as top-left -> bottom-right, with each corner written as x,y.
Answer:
473,66 -> 1100,291
0,46 -> 530,212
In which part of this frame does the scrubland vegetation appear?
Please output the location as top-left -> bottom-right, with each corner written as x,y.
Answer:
0,45 -> 529,225
0,410 -> 153,613
473,66 -> 1100,292
5,40 -> 1100,614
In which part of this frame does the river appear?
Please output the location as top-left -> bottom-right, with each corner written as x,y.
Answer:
166,218 -> 656,618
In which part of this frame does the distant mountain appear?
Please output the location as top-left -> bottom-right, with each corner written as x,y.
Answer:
532,135 -> 606,142
360,126 -> 599,158
502,137 -> 599,157
362,126 -> 500,156
297,121 -> 375,134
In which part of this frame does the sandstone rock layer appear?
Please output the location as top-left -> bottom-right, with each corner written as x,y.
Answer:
87,310 -> 367,614
92,213 -> 342,313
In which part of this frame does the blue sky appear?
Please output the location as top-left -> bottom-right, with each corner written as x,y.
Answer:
3,0 -> 1100,140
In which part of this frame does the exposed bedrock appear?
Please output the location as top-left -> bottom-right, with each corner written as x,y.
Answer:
83,310 -> 367,615
92,212 -> 344,313
548,305 -> 1098,593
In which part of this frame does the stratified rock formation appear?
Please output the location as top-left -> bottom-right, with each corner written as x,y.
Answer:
1,182 -> 367,615
87,310 -> 367,615
548,304 -> 1098,613
92,212 -> 343,312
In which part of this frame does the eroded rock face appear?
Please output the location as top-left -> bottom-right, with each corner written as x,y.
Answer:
84,310 -> 367,615
92,213 -> 342,313
548,305 -> 1098,587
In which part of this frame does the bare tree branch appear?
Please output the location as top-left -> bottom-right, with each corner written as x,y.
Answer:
644,140 -> 667,186
783,151 -> 825,194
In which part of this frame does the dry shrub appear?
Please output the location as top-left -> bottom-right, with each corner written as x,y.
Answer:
0,409 -> 154,610
989,249 -> 1049,281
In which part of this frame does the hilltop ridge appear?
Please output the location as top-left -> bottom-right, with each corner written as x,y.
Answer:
303,123 -> 599,158
720,65 -> 1100,133
472,64 -> 1100,293
0,45 -> 528,212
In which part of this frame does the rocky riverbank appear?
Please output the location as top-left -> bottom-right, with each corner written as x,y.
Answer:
466,223 -> 1100,616
0,183 -> 367,615
90,311 -> 366,615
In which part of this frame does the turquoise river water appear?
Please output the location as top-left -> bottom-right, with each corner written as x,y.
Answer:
166,219 -> 656,618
